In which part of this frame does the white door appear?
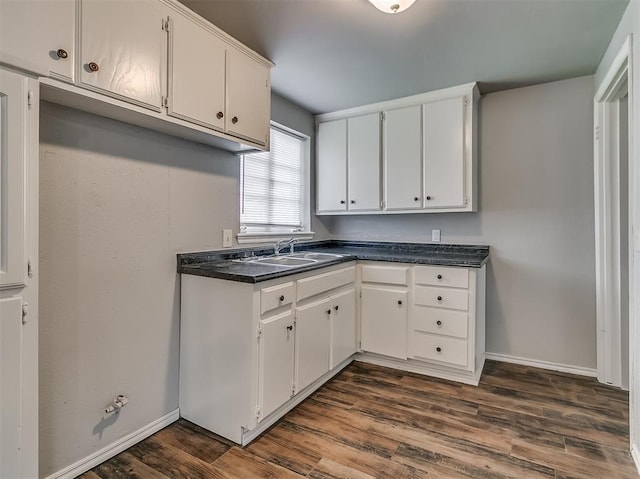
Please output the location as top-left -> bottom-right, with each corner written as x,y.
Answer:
385,105 -> 422,210
0,0 -> 76,82
295,298 -> 331,392
423,96 -> 466,208
258,311 -> 295,420
226,48 -> 270,146
79,0 -> 164,111
331,288 -> 356,368
0,297 -> 22,479
167,13 -> 226,131
317,119 -> 347,212
348,113 -> 381,211
360,286 -> 408,359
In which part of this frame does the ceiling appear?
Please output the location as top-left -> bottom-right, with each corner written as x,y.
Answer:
179,0 -> 629,114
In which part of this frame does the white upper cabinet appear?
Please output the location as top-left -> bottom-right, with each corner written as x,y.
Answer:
348,113 -> 381,211
0,0 -> 75,82
226,48 -> 270,147
167,13 -> 226,130
79,0 -> 164,111
316,82 -> 478,215
317,119 -> 347,212
423,96 -> 466,209
384,105 -> 422,210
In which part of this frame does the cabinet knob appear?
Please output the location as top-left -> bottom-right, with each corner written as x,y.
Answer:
414,197 -> 419,201
436,347 -> 442,353
56,48 -> 68,59
426,196 -> 432,201
340,200 -> 346,204
334,305 -> 339,311
216,111 -> 224,119
437,296 -> 442,301
286,325 -> 293,331
326,309 -> 332,315
232,116 -> 238,124
436,320 -> 442,326
88,62 -> 99,72
279,295 -> 285,302
437,274 -> 442,279
350,200 -> 355,204
397,300 -> 402,306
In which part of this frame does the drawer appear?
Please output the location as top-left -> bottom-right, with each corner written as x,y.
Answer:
297,266 -> 355,301
361,264 -> 409,285
260,282 -> 295,314
412,332 -> 468,368
415,265 -> 468,289
413,307 -> 468,339
415,286 -> 469,311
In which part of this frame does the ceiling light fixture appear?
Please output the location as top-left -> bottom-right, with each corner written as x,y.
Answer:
368,0 -> 416,14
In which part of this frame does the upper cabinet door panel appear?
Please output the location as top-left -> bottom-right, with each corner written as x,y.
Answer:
0,0 -> 75,82
385,105 -> 422,210
423,97 -> 466,209
79,0 -> 164,111
226,48 -> 270,146
168,14 -> 226,130
348,113 -> 380,211
317,119 -> 347,212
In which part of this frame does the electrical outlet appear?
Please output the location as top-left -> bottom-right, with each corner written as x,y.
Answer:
431,229 -> 441,243
222,229 -> 233,248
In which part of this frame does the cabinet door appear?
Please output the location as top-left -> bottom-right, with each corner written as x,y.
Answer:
226,48 -> 270,146
79,0 -> 164,111
258,311 -> 295,420
168,13 -> 225,131
361,286 -> 407,359
423,96 -> 466,208
385,105 -> 422,210
0,0 -> 75,82
348,113 -> 381,211
317,119 -> 347,212
331,288 -> 356,369
0,68 -> 28,288
0,297 -> 23,479
295,298 -> 331,392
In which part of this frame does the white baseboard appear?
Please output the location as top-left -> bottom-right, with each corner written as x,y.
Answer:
632,443 -> 640,476
485,352 -> 597,377
45,409 -> 180,479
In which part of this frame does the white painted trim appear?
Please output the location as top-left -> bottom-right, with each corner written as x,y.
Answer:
44,409 -> 180,479
596,37 -> 632,102
236,231 -> 315,244
485,352 -> 598,377
631,442 -> 640,476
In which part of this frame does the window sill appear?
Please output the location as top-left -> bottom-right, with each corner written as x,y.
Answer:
236,231 -> 316,245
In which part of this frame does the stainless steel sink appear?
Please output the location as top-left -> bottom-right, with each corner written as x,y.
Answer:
288,252 -> 344,261
252,256 -> 318,266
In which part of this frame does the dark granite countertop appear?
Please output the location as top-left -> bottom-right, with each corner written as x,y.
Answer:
177,241 -> 489,284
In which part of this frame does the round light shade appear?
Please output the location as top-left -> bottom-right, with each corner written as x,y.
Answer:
367,0 -> 416,14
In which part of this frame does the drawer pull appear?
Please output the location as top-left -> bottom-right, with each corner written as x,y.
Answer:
397,300 -> 403,306
56,48 -> 68,59
436,320 -> 442,326
437,274 -> 442,280
279,295 -> 285,302
216,111 -> 224,119
326,309 -> 332,315
88,61 -> 99,72
334,305 -> 339,311
286,325 -> 293,331
437,296 -> 443,301
436,347 -> 442,353
232,116 -> 238,124
426,195 -> 432,201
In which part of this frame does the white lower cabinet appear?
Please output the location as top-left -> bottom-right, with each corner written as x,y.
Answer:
179,264 -> 356,445
360,286 -> 408,359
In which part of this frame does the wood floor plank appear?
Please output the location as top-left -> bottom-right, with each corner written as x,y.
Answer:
212,447 -> 306,479
90,451 -> 170,479
152,419 -> 231,463
307,457 -> 376,479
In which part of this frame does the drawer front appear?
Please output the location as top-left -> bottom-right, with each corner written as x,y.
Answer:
415,265 -> 468,289
415,286 -> 469,311
297,266 -> 356,302
412,333 -> 468,368
261,282 -> 295,314
413,307 -> 468,339
361,264 -> 409,285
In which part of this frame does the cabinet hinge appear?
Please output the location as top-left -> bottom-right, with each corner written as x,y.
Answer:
162,16 -> 170,32
595,125 -> 600,141
21,302 -> 28,325
291,382 -> 296,397
380,112 -> 385,121
257,327 -> 262,340
359,291 -> 362,299
27,259 -> 33,278
380,200 -> 385,209
161,96 -> 168,109
27,90 -> 33,110
255,406 -> 261,419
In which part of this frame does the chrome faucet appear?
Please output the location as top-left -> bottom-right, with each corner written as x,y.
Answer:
274,238 -> 298,255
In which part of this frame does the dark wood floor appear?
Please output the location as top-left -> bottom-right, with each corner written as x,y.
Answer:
79,360 -> 638,478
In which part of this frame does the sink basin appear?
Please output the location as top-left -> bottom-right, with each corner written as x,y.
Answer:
288,252 -> 344,261
252,256 -> 318,267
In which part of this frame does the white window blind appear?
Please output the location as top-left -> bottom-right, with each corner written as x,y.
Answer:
240,127 -> 306,231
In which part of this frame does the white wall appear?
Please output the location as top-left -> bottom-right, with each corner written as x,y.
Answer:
38,93 -> 326,477
328,76 -> 597,369
595,0 -> 640,463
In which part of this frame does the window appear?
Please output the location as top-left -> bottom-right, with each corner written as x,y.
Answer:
239,124 -> 312,242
